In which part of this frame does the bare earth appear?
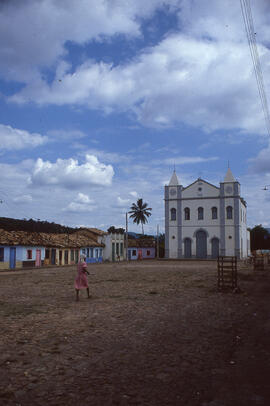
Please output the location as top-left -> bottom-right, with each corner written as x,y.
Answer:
0,260 -> 270,406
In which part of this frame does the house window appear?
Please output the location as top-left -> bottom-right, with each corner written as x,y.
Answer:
45,249 -> 50,259
147,250 -> 150,256
87,248 -> 90,258
0,247 -> 4,262
116,243 -> 119,255
90,248 -> 93,258
71,250 -> 74,261
170,208 -> 176,221
212,207 -> 218,219
95,249 -> 99,258
27,250 -> 32,260
132,250 -> 136,256
82,248 -> 86,255
198,207 -> 204,220
184,207 -> 190,220
120,242 -> 123,256
99,249 -> 102,257
226,206 -> 233,219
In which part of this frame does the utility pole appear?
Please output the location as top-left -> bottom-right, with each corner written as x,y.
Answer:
157,224 -> 159,259
125,212 -> 129,261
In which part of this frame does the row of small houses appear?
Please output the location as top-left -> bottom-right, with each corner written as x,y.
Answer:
0,228 -> 156,270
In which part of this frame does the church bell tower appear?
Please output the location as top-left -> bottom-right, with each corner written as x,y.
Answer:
164,171 -> 182,258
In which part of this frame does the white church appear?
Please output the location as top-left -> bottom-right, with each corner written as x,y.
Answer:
164,168 -> 250,259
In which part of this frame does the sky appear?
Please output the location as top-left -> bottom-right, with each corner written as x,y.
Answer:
1,0 -> 270,234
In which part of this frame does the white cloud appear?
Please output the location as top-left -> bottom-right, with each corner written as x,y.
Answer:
161,156 -> 219,165
47,129 -> 87,141
29,154 -> 114,188
0,124 -> 47,150
248,141 -> 270,174
116,196 -> 130,207
129,191 -> 138,198
10,33 -> 270,135
75,192 -> 93,204
2,0 -> 270,136
85,148 -> 131,164
0,0 -> 178,83
63,202 -> 94,213
177,0 -> 270,44
13,194 -> 33,203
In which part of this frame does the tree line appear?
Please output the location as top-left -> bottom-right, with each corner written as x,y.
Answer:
0,217 -> 77,234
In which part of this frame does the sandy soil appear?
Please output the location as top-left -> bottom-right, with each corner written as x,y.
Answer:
0,260 -> 270,406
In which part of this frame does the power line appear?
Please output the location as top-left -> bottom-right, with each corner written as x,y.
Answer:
240,0 -> 270,136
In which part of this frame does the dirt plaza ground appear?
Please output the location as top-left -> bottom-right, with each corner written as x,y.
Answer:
0,260 -> 270,406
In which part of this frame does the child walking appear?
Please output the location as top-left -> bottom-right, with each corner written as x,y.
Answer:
74,254 -> 90,301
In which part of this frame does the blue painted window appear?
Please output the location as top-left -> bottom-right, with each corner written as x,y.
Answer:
212,207 -> 218,219
226,206 -> 233,219
198,207 -> 204,220
0,247 -> 4,262
170,208 -> 176,221
184,207 -> 190,220
90,248 -> 94,258
99,249 -> 102,257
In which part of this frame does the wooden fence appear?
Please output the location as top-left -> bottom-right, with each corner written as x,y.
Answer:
217,256 -> 237,290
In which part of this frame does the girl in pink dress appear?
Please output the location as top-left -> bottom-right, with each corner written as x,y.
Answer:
75,255 -> 90,301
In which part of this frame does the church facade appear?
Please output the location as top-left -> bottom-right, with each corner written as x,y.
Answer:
164,169 -> 250,259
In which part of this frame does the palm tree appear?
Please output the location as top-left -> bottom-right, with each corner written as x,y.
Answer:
129,198 -> 152,234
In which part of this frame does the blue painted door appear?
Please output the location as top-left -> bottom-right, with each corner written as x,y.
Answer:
9,247 -> 16,269
184,239 -> 192,258
51,249 -> 56,265
211,238 -> 219,259
196,231 -> 207,259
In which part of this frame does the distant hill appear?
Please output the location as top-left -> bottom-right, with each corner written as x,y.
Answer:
0,217 -> 77,234
128,232 -> 139,239
128,232 -> 155,239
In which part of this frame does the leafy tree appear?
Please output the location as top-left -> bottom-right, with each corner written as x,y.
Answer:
0,216 -> 77,234
129,198 -> 152,234
107,226 -> 125,234
250,224 -> 270,251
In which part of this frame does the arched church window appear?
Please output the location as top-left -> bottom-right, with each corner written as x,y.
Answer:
170,208 -> 176,221
198,207 -> 204,220
226,206 -> 233,219
184,207 -> 190,220
211,207 -> 218,219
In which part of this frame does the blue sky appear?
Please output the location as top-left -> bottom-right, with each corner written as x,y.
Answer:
1,0 -> 270,234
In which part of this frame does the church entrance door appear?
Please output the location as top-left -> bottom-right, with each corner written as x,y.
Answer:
196,230 -> 207,258
184,238 -> 192,258
211,238 -> 219,259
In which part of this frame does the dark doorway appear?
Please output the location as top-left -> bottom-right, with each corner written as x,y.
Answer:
184,238 -> 192,258
196,230 -> 207,258
211,238 -> 219,259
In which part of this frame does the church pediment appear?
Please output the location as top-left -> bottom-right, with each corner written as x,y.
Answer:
182,178 -> 219,198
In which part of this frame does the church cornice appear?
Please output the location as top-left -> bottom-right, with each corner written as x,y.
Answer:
165,195 -> 243,201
